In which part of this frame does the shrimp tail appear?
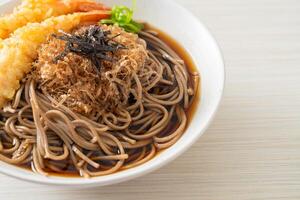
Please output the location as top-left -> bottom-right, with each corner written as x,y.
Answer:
78,10 -> 111,22
69,0 -> 111,12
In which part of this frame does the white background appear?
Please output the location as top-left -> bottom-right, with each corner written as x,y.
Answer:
1,0 -> 300,199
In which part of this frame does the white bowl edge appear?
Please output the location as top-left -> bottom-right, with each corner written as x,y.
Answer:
0,0 -> 225,187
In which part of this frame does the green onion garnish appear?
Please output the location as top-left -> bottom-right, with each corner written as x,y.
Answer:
100,0 -> 143,33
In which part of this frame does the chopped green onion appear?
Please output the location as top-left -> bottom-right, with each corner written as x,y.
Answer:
100,1 -> 143,33
111,6 -> 133,24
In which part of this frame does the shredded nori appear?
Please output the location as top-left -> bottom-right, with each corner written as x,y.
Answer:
53,25 -> 125,72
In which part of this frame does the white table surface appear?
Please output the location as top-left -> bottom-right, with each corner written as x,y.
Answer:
1,0 -> 300,199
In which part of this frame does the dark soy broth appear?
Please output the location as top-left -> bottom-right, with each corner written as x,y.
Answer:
143,24 -> 201,123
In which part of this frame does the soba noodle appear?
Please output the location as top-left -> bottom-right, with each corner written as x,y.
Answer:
0,29 -> 197,177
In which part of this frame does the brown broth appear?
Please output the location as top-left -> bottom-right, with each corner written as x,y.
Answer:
19,24 -> 201,177
143,24 -> 201,124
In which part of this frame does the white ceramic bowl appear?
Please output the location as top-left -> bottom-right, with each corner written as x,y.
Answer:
0,0 -> 225,187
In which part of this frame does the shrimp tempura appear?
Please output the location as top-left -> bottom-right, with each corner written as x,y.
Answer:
0,11 -> 110,108
0,0 -> 109,39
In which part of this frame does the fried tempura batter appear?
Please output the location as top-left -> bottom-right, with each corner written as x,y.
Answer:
0,11 -> 110,108
0,0 -> 109,39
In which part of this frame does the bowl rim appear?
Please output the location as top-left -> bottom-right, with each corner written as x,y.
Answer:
0,0 -> 225,186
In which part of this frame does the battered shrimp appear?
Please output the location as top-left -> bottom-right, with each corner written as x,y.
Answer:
0,0 -> 109,39
0,11 -> 110,107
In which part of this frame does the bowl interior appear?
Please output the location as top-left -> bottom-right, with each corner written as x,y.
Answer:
0,0 -> 224,186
